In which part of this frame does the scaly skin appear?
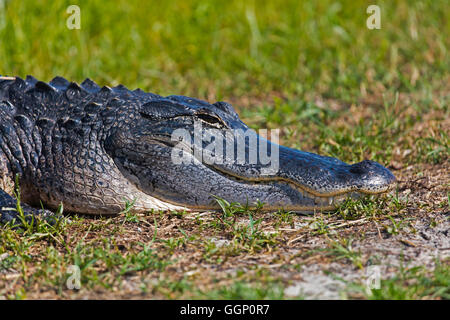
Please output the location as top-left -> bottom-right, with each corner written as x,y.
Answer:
0,76 -> 396,223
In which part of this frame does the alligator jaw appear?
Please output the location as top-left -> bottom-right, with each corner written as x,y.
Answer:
198,152 -> 397,212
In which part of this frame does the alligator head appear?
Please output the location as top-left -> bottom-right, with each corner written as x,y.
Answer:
105,94 -> 396,213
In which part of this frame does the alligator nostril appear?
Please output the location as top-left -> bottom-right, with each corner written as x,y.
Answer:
349,160 -> 374,175
348,159 -> 396,192
349,166 -> 363,174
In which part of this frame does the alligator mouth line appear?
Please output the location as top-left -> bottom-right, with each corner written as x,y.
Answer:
204,164 -> 396,196
141,164 -> 378,212
205,165 -> 369,209
127,160 -> 363,212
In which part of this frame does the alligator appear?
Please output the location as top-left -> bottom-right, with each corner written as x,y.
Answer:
0,75 -> 396,223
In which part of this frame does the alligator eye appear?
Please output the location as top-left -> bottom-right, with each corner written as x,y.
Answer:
196,113 -> 225,127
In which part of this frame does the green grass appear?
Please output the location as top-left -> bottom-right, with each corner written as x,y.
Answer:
1,0 -> 448,100
210,197 -> 279,253
324,238 -> 364,269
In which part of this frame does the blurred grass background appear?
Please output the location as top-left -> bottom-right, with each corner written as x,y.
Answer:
0,0 -> 448,100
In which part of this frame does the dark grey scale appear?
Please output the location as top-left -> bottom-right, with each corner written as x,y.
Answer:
80,78 -> 101,94
53,91 -> 73,112
140,99 -> 193,121
65,82 -> 88,104
14,114 -> 34,137
167,95 -> 212,110
112,84 -> 131,95
25,75 -> 39,88
49,76 -> 71,91
98,86 -> 114,98
63,113 -> 79,127
87,129 -> 98,158
0,100 -> 16,116
81,113 -> 97,124
58,125 -> 72,169
31,124 -> 43,161
7,78 -> 28,112
35,118 -> 56,172
24,81 -> 59,119
51,125 -> 64,158
100,100 -> 119,128
129,94 -> 159,110
0,80 -> 13,101
0,134 -> 21,173
76,124 -> 92,138
28,81 -> 57,98
213,101 -> 237,115
133,88 -> 162,101
51,126 -> 65,181
84,102 -> 102,114
12,116 -> 35,171
0,121 -> 27,171
91,119 -> 106,144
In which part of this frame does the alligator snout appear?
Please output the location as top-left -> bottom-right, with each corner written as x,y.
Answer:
275,146 -> 397,199
349,160 -> 396,194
